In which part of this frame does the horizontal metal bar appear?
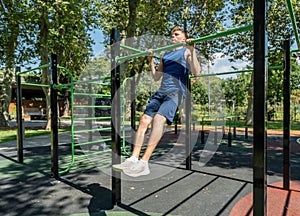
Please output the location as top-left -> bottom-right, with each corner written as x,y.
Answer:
74,148 -> 111,158
116,25 -> 253,62
73,93 -> 111,97
21,82 -> 50,87
192,65 -> 283,78
75,127 -> 112,134
16,64 -> 50,75
120,44 -> 160,59
73,105 -> 111,108
74,138 -> 112,146
73,116 -> 112,121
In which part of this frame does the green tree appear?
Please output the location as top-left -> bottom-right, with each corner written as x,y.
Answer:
222,73 -> 251,115
223,0 -> 300,124
21,0 -> 101,129
0,0 -> 33,127
0,0 -> 102,128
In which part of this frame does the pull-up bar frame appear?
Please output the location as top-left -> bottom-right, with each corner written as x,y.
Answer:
116,24 -> 253,63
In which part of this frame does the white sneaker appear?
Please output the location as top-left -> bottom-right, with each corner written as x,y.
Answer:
123,160 -> 150,177
112,157 -> 138,172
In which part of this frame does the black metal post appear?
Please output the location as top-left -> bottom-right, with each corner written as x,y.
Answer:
253,0 -> 268,215
185,78 -> 192,170
15,66 -> 24,164
233,126 -> 237,138
283,39 -> 291,190
130,68 -> 136,151
50,54 -> 59,178
111,28 -> 121,205
201,130 -> 205,144
228,132 -> 232,147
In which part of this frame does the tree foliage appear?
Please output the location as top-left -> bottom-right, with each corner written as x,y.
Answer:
0,0 -> 102,128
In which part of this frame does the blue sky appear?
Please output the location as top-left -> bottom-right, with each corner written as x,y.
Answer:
91,29 -> 105,56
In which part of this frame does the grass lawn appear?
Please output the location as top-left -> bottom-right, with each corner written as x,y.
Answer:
0,128 -> 70,143
1,120 -> 299,144
195,119 -> 300,130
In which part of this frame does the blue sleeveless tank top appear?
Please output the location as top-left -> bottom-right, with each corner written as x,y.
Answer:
158,47 -> 188,98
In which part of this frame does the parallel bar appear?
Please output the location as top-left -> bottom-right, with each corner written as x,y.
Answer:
197,69 -> 253,78
286,0 -> 300,50
73,116 -> 111,121
75,149 -> 111,158
73,105 -> 111,108
190,24 -> 253,44
73,93 -> 111,97
75,127 -> 112,134
21,82 -> 50,88
120,44 -> 145,53
120,44 -> 160,59
253,0 -> 267,215
117,25 -> 253,62
16,64 -> 49,75
50,54 -> 59,179
291,49 -> 300,53
192,65 -> 283,78
283,40 -> 291,190
15,67 -> 24,164
74,138 -> 112,146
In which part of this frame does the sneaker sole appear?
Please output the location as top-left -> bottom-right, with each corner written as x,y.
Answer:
123,169 -> 150,177
112,165 -> 126,172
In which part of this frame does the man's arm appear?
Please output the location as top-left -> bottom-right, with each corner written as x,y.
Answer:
148,50 -> 163,81
185,40 -> 201,76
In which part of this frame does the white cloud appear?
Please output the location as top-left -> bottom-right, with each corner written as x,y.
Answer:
203,52 -> 250,79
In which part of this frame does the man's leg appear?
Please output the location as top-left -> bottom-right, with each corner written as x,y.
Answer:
131,114 -> 153,158
123,113 -> 166,177
141,113 -> 166,161
112,114 -> 152,171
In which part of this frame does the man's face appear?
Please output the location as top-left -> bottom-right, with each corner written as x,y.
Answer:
171,30 -> 186,44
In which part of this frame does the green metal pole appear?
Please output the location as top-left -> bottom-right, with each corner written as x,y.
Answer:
120,44 -> 160,59
191,65 -> 283,78
16,64 -> 50,75
286,0 -> 300,50
117,24 -> 253,62
190,25 -> 253,44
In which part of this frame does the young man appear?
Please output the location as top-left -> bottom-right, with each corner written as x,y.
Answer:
113,26 -> 201,177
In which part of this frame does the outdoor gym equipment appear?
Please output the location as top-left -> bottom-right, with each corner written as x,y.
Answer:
110,1 -> 299,214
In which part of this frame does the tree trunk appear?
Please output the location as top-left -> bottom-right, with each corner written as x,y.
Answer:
0,68 -> 14,127
39,8 -> 51,130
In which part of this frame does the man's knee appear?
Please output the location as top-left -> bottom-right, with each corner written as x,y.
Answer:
139,114 -> 152,127
153,113 -> 167,124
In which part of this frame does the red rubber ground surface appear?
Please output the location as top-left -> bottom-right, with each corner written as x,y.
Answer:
230,181 -> 300,216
